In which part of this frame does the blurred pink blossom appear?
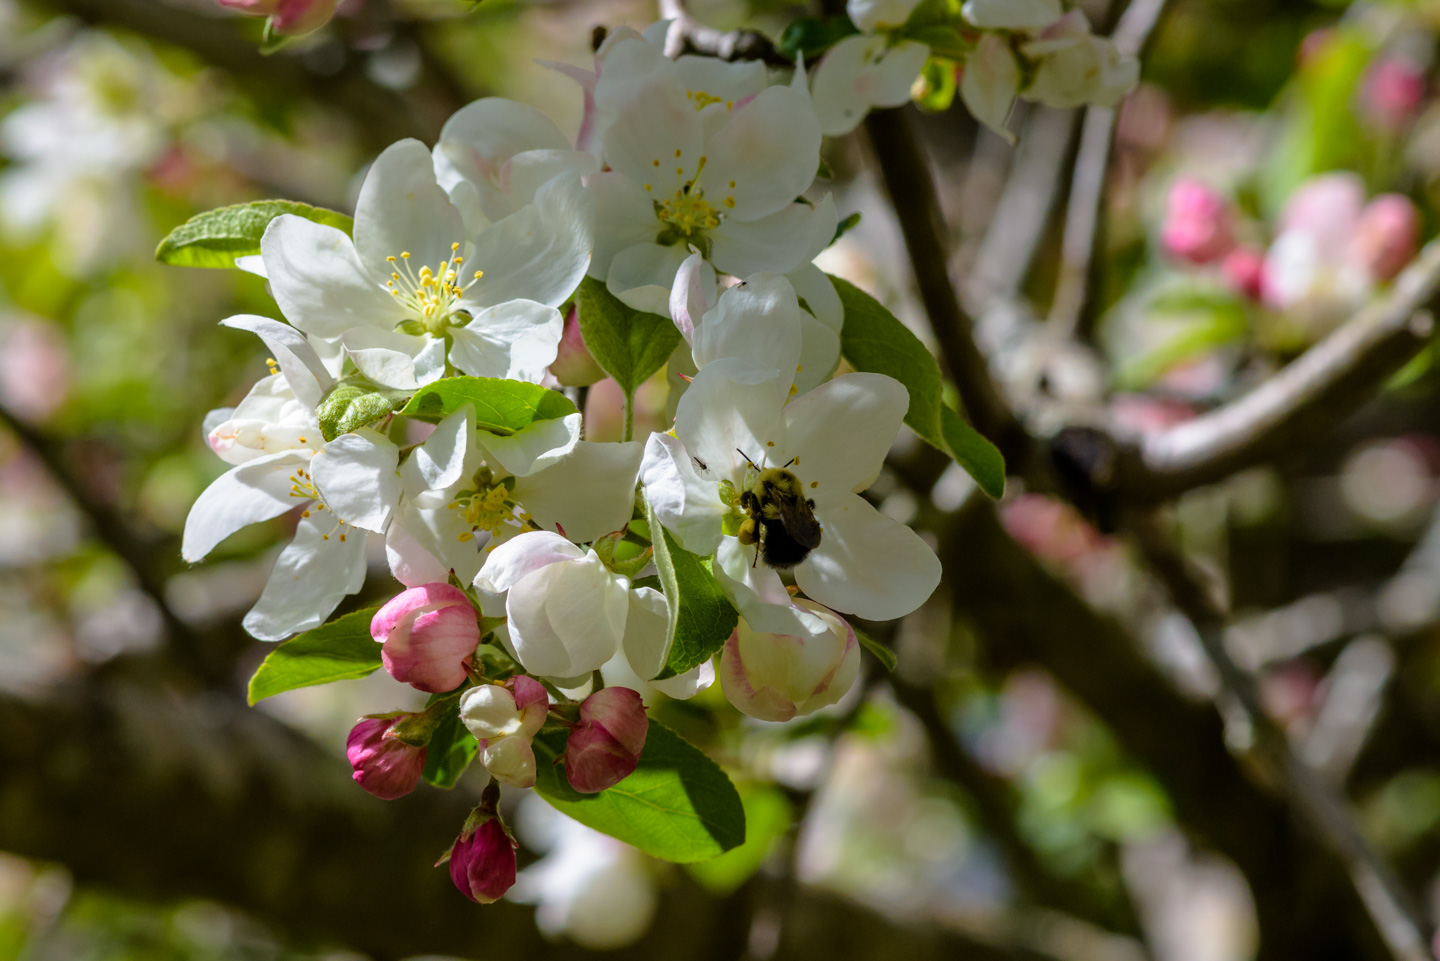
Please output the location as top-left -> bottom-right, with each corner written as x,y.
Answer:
1161,178 -> 1234,265
1362,57 -> 1426,132
1220,245 -> 1266,301
0,320 -> 68,423
215,0 -> 339,35
1350,194 -> 1420,283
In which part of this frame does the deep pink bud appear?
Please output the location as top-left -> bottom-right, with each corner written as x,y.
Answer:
373,584 -> 480,694
215,0 -> 338,35
563,686 -> 648,794
448,813 -> 517,904
1160,178 -> 1234,265
549,306 -> 607,387
346,716 -> 426,800
1351,194 -> 1420,283
1220,245 -> 1266,301
1363,57 -> 1425,132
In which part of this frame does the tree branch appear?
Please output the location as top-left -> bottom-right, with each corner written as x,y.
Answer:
656,0 -> 788,65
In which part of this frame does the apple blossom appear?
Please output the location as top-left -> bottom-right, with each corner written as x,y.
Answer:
448,807 -> 518,904
720,599 -> 860,722
371,583 -> 480,693
346,716 -> 427,800
564,686 -> 649,793
1161,178 -> 1235,265
961,33 -> 1022,139
811,35 -> 931,138
587,36 -> 835,314
1352,194 -> 1420,283
261,138 -> 590,392
961,0 -> 1063,31
460,675 -> 550,787
640,359 -> 942,625
1022,11 -> 1138,109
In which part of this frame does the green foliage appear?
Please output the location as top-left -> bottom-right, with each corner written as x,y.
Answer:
777,15 -> 859,61
246,607 -> 382,704
155,200 -> 353,269
688,784 -> 793,894
853,624 -> 898,672
574,277 -> 683,398
422,708 -> 478,789
907,27 -> 971,62
399,375 -> 576,431
317,379 -> 412,442
643,495 -> 739,681
1115,285 -> 1249,390
831,275 -> 1006,498
532,721 -> 746,863
914,55 -> 959,112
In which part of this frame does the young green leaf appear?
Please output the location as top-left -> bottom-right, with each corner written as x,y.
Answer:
574,277 -> 682,397
156,200 -> 353,269
852,625 -> 898,672
399,376 -> 576,430
421,707 -> 478,789
532,721 -> 746,862
832,273 -> 1005,498
317,379 -> 413,442
246,607 -> 382,705
644,496 -> 739,680
777,14 -> 859,60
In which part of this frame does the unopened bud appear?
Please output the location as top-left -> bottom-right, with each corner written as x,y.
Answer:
550,306 -> 606,387
1352,194 -> 1420,283
1161,178 -> 1234,265
1220,245 -> 1266,301
564,686 -> 648,793
215,0 -> 339,36
346,716 -> 426,800
372,584 -> 480,694
720,601 -> 859,722
1363,57 -> 1426,133
447,809 -> 517,904
460,676 -> 550,788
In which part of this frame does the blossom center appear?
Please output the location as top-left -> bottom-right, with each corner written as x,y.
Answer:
385,242 -> 483,337
645,151 -> 737,245
289,466 -> 350,542
450,484 -> 518,541
685,89 -> 733,111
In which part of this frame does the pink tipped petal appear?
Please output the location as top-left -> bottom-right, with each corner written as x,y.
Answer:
509,674 -> 551,715
346,717 -> 426,800
372,584 -> 480,693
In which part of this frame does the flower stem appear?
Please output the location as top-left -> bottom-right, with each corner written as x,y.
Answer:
622,390 -> 635,443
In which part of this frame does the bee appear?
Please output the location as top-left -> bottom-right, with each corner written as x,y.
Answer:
736,451 -> 821,569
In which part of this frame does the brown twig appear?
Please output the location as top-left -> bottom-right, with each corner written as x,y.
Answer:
1128,513 -> 1436,961
657,0 -> 789,65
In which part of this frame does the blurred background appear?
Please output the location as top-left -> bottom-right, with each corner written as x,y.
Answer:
2,0 -> 1440,959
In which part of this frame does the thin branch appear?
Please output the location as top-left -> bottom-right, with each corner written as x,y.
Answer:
1049,0 -> 1174,338
1062,238 -> 1440,502
1128,513 -> 1435,961
657,0 -> 788,64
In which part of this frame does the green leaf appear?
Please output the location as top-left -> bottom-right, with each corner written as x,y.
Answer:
575,276 -> 683,397
1114,286 -> 1249,390
906,26 -> 972,62
246,607 -> 382,705
399,376 -> 576,431
853,625 -> 898,672
940,406 -> 1005,499
533,721 -> 746,862
687,784 -> 793,894
777,14 -> 859,60
317,379 -> 412,442
832,211 -> 862,244
422,707 -> 478,788
644,495 -> 739,681
156,200 -> 353,269
832,274 -> 1005,498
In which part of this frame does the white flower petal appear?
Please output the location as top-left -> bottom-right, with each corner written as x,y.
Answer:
181,449 -> 312,563
692,272 -> 805,377
601,82 -> 703,188
261,215 -> 394,340
674,360 -> 789,486
961,0 -> 1063,31
220,314 -> 334,410
341,326 -> 429,391
464,173 -> 593,310
512,440 -> 644,544
384,513 -> 452,587
606,242 -> 690,315
962,32 -> 1020,139
708,195 -> 838,279
588,171 -> 663,283
649,660 -> 715,700
669,249 -> 718,345
414,404 -> 474,492
479,412 -> 582,477
622,586 -> 670,681
781,372 -> 908,493
701,86 -> 821,221
449,299 -> 564,384
475,529 -> 585,593
353,139 -> 465,277
243,513 -> 369,640
848,0 -> 925,32
714,535 -> 800,616
507,552 -> 627,676
309,427 -> 401,533
796,490 -> 941,620
639,432 -> 727,556
459,683 -> 525,740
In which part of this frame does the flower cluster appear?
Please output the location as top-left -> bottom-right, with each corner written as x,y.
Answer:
172,4 -> 1114,905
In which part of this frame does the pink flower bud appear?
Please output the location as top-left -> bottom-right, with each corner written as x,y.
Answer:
215,0 -> 338,35
550,306 -> 606,387
1351,194 -> 1420,283
1160,178 -> 1234,265
1363,57 -> 1425,132
448,813 -> 517,904
1220,245 -> 1266,301
720,601 -> 860,722
372,584 -> 480,694
564,686 -> 648,794
346,716 -> 426,800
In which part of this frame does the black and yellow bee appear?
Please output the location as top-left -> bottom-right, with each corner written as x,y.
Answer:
736,451 -> 822,569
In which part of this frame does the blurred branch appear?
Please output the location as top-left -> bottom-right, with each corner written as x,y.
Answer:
657,0 -> 788,64
1127,515 -> 1435,961
29,0 -> 459,149
941,499 -> 1396,960
1049,0 -> 1174,338
1058,239 -> 1440,503
0,402 -> 217,682
0,673 -> 1080,961
889,675 -> 1148,943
